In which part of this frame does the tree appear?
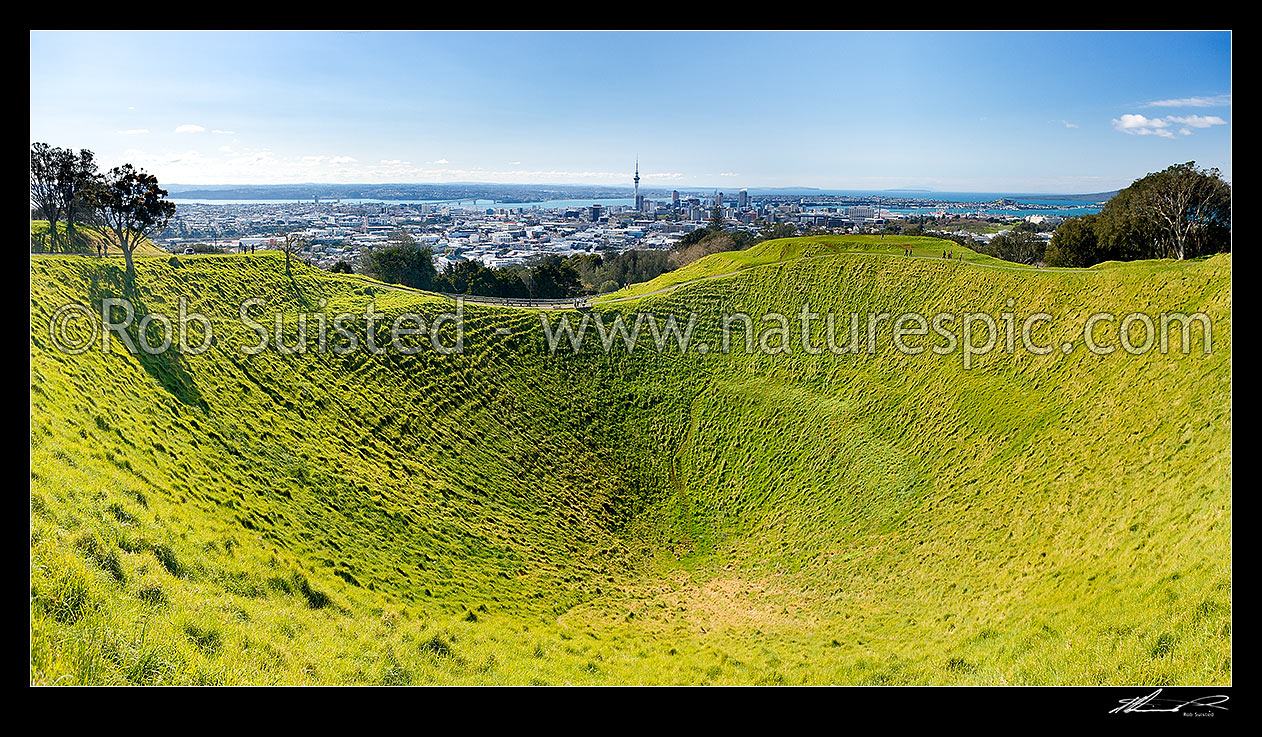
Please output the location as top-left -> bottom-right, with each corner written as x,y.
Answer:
1045,214 -> 1101,267
758,222 -> 798,241
668,233 -> 741,269
709,205 -> 725,232
1126,162 -> 1230,260
31,143 -> 99,253
1092,186 -> 1156,263
329,261 -> 354,274
91,164 -> 176,279
387,228 -> 416,246
436,259 -> 493,295
527,256 -> 581,298
362,244 -> 437,290
279,231 -> 310,275
31,143 -> 69,251
977,229 -> 1045,265
63,149 -> 99,252
569,253 -> 604,288
594,249 -> 671,288
433,259 -> 528,298
672,228 -> 712,250
1081,162 -> 1231,264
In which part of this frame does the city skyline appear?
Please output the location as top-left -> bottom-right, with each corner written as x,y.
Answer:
30,31 -> 1232,193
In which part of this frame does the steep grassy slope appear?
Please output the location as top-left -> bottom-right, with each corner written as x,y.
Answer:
30,242 -> 1230,685
584,249 -> 1231,684
595,235 -> 1041,303
31,253 -> 682,684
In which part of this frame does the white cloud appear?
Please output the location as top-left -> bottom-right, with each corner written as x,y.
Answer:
211,129 -> 235,135
719,172 -> 741,177
174,124 -> 206,134
300,155 -> 358,165
1145,94 -> 1231,108
117,128 -> 149,135
431,158 -> 450,164
509,161 -> 521,165
1113,113 -> 1170,133
1112,112 -> 1227,139
1059,120 -> 1079,129
1165,114 -> 1227,129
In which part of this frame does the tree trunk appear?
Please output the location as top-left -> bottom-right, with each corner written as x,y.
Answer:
48,219 -> 62,253
123,245 -> 136,282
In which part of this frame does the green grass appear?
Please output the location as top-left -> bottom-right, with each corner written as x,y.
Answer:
31,220 -> 165,256
30,239 -> 1230,685
595,235 -> 1037,303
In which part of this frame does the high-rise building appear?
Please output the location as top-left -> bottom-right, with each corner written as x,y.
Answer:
738,189 -> 748,208
671,190 -> 680,208
847,205 -> 875,224
716,191 -> 723,209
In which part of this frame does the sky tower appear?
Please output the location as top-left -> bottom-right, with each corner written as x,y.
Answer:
633,157 -> 643,212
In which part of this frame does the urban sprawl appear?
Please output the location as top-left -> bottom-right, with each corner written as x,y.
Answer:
159,167 -> 1079,269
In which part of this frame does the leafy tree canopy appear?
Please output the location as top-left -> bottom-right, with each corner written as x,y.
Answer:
362,244 -> 437,291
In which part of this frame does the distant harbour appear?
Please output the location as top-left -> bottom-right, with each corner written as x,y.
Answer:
171,192 -> 1104,218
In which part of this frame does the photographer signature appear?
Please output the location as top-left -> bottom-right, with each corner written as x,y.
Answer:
1110,689 -> 1229,714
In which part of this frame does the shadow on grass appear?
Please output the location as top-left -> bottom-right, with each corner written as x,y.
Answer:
87,263 -> 209,412
286,267 -> 314,311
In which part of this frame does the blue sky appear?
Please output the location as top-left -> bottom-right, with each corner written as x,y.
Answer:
29,31 -> 1231,193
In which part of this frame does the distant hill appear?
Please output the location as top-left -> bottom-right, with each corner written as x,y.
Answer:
1040,190 -> 1118,202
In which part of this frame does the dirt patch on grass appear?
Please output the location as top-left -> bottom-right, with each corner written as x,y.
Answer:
563,571 -> 817,637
